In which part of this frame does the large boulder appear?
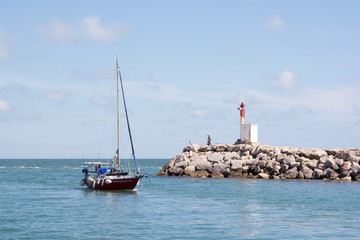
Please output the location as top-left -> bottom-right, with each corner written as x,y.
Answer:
207,152 -> 223,163
302,167 -> 313,179
174,160 -> 188,169
284,167 -> 298,179
230,160 -> 245,170
341,161 -> 352,172
258,173 -> 270,179
306,159 -> 318,169
184,166 -> 195,176
195,161 -> 213,172
224,152 -> 240,161
210,171 -> 224,178
312,169 -> 323,179
283,155 -> 296,166
214,163 -> 230,176
168,167 -> 183,176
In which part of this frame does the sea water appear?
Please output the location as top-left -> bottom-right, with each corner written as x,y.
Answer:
0,158 -> 359,240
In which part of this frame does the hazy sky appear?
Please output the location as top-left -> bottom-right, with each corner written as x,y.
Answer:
1,1 -> 360,158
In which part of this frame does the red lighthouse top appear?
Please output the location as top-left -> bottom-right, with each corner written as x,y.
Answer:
240,102 -> 245,118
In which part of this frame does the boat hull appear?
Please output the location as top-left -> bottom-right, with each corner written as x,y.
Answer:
86,177 -> 140,190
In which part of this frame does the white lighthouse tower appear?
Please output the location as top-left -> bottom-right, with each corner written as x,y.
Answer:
237,102 -> 259,144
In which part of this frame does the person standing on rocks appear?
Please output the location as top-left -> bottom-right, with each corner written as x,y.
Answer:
207,134 -> 211,146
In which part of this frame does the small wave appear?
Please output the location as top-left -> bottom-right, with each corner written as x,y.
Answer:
18,166 -> 45,170
0,166 -> 6,169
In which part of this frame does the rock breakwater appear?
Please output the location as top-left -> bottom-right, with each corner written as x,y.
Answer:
158,144 -> 360,181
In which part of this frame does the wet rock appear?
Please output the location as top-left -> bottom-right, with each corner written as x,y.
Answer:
258,173 -> 270,179
210,171 -> 224,178
228,170 -> 243,178
168,167 -> 183,176
339,176 -> 352,182
191,170 -> 209,178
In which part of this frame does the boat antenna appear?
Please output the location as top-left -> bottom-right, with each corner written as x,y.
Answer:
117,60 -> 139,172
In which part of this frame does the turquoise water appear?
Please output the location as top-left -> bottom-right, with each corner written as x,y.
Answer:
1,158 -> 360,240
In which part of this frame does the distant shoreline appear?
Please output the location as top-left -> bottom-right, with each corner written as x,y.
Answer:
158,144 -> 360,181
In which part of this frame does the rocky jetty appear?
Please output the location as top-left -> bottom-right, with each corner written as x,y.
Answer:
157,144 -> 360,181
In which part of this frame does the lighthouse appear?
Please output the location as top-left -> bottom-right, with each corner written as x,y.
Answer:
237,102 -> 259,144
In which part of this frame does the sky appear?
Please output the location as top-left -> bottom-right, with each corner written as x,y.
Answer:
1,0 -> 360,159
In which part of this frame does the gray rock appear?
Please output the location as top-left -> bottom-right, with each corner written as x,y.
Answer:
210,171 -> 224,178
306,160 -> 318,169
174,160 -> 188,169
283,155 -> 296,166
168,167 -> 183,176
226,145 -> 235,152
284,167 -> 298,179
224,152 -> 240,161
191,170 -> 209,178
184,166 -> 195,176
341,161 -> 352,172
351,162 -> 360,172
322,168 -> 338,179
208,152 -> 223,163
195,161 -> 213,172
213,144 -> 227,152
233,145 -> 242,152
280,164 -> 289,173
228,170 -> 243,178
335,158 -> 344,167
214,163 -> 230,175
230,160 -> 245,170
198,144 -> 211,152
325,158 -> 339,171
298,171 -> 304,179
253,166 -> 262,174
290,162 -> 300,169
338,171 -> 349,178
312,169 -> 323,179
302,167 -> 313,179
257,160 -> 268,168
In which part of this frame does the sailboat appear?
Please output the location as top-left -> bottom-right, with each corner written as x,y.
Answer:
80,58 -> 142,190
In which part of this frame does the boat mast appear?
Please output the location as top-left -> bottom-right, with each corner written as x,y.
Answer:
116,58 -> 121,170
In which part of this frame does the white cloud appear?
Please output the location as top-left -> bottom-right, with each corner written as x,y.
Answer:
43,89 -> 72,100
192,109 -> 208,118
266,16 -> 285,31
81,16 -> 128,42
38,16 -> 129,44
90,95 -> 110,106
274,70 -> 295,89
0,27 -> 13,59
0,100 -> 12,111
38,18 -> 75,44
